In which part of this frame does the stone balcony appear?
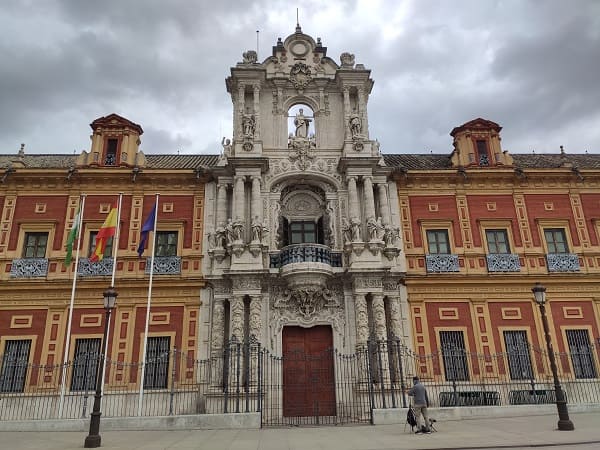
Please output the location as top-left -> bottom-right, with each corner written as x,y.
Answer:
10,258 -> 48,278
425,254 -> 460,273
486,253 -> 521,272
270,244 -> 343,291
546,253 -> 580,272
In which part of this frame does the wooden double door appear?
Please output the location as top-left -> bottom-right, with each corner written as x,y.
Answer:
282,325 -> 336,417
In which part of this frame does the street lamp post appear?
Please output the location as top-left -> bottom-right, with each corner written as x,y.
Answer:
531,282 -> 574,431
84,286 -> 118,448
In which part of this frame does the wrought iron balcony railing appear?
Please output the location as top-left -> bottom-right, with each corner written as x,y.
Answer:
77,258 -> 114,277
10,258 -> 48,278
546,253 -> 580,272
426,254 -> 460,273
145,256 -> 182,275
270,244 -> 343,268
486,253 -> 521,272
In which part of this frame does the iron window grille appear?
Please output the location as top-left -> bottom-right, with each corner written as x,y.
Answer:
440,331 -> 469,381
504,330 -> 533,380
70,338 -> 101,391
144,336 -> 170,389
0,339 -> 31,393
566,329 -> 597,379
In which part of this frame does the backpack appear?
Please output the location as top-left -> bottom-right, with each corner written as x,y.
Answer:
406,405 -> 417,428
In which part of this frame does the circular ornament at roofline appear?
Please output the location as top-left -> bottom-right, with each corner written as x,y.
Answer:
290,40 -> 309,57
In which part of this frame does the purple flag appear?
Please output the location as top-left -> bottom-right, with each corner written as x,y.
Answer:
137,203 -> 157,257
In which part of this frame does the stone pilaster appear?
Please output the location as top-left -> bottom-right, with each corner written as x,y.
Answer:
216,183 -> 229,227
233,175 -> 246,222
251,176 -> 262,222
230,295 -> 245,341
354,293 -> 369,346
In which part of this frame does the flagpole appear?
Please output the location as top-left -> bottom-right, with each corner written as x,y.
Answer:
138,193 -> 159,416
58,194 -> 86,418
101,192 -> 123,394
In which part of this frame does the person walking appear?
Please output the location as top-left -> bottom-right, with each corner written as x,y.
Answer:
407,376 -> 431,434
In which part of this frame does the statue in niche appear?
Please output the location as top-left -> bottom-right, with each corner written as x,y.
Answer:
225,218 -> 235,246
341,217 -> 352,245
367,217 -> 378,241
294,108 -> 311,138
242,108 -> 256,138
232,217 -> 244,242
251,216 -> 262,242
349,110 -> 362,139
215,222 -> 227,248
350,217 -> 362,242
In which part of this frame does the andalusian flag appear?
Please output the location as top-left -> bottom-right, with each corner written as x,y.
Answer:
90,206 -> 118,262
64,206 -> 81,266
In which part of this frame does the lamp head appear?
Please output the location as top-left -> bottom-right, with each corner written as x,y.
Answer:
531,282 -> 546,305
103,286 -> 118,310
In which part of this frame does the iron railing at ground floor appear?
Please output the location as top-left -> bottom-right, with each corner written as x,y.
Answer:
0,338 -> 598,426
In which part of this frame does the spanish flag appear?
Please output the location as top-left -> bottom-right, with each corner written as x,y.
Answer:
90,206 -> 118,262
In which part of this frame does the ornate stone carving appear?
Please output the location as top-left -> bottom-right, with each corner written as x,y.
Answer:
288,138 -> 315,170
340,52 -> 355,68
354,277 -> 383,289
232,276 -> 262,291
230,296 -> 245,339
211,299 -> 225,349
354,294 -> 369,343
290,62 -> 312,90
242,50 -> 258,64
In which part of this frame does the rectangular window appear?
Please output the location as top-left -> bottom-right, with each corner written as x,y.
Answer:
22,232 -> 48,258
70,338 -> 101,391
476,140 -> 489,166
290,221 -> 316,244
566,330 -> 597,379
155,231 -> 178,257
427,229 -> 450,254
144,336 -> 170,389
104,139 -> 118,166
439,331 -> 469,381
544,228 -> 568,253
88,231 -> 113,258
503,330 -> 533,380
0,339 -> 31,393
486,229 -> 510,254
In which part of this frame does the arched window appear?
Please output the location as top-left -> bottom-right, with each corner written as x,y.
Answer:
287,104 -> 315,138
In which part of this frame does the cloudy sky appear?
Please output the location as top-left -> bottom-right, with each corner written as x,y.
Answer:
1,0 -> 599,157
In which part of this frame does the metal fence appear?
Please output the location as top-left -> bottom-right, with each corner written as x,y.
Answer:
1,338 -> 599,426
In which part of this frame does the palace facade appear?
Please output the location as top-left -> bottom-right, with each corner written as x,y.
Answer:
1,26 -> 598,424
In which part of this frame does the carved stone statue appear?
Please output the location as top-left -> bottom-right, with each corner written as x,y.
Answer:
221,137 -> 232,157
215,222 -> 227,248
207,231 -> 217,250
242,50 -> 257,64
384,224 -> 400,246
350,217 -> 361,242
242,109 -> 256,138
349,110 -> 362,139
367,217 -> 378,241
294,108 -> 311,138
341,217 -> 352,245
251,216 -> 262,242
376,217 -> 385,241
225,218 -> 235,246
232,217 -> 244,242
340,52 -> 355,68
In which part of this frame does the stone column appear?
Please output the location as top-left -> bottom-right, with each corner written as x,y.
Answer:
343,87 -> 351,139
211,298 -> 226,384
358,86 -> 368,137
251,176 -> 262,222
377,183 -> 390,225
387,296 -> 403,339
372,293 -> 390,382
347,176 -> 359,218
354,293 -> 369,347
237,84 -> 245,139
230,295 -> 245,341
387,180 -> 401,227
216,183 -> 229,227
363,176 -> 376,221
233,174 -> 246,221
248,295 -> 262,385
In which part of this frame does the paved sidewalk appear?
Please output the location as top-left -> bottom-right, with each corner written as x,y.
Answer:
1,411 -> 599,450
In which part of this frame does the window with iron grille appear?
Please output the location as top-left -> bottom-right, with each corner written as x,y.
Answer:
503,330 -> 533,380
566,329 -> 597,379
22,232 -> 48,258
476,140 -> 490,166
486,229 -> 510,254
155,231 -> 178,257
70,338 -> 101,391
427,229 -> 450,254
544,228 -> 568,253
0,339 -> 31,393
144,336 -> 170,389
104,138 -> 118,166
439,331 -> 469,381
88,231 -> 113,258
